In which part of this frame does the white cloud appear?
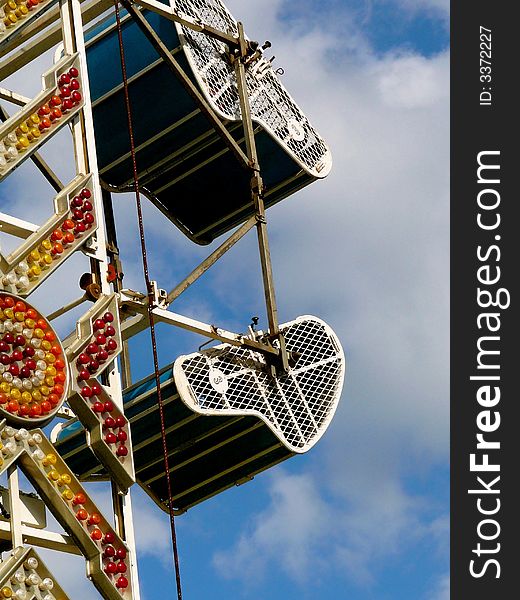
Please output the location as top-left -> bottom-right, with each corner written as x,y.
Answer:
376,52 -> 449,108
213,469 -> 446,588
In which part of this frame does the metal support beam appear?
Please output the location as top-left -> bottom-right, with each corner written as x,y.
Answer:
0,521 -> 82,555
120,296 -> 279,357
120,0 -> 250,170
167,215 -> 256,303
0,213 -> 38,239
232,23 -> 289,371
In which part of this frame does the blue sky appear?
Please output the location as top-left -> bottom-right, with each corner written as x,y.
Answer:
0,1 -> 449,598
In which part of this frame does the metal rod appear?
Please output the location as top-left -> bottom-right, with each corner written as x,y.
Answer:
46,294 -> 88,321
0,105 -> 64,192
167,215 -> 256,303
233,22 -> 280,337
121,299 -> 280,356
0,88 -> 31,106
7,464 -> 23,549
120,0 -> 250,170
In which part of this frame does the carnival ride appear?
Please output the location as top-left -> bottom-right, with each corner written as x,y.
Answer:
0,1 -> 344,597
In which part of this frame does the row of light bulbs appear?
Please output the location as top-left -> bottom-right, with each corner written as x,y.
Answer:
1,185 -> 95,294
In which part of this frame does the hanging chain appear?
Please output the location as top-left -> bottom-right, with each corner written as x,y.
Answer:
113,2 -> 183,598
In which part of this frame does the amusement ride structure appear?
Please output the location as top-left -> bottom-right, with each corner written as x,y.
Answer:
0,0 -> 345,597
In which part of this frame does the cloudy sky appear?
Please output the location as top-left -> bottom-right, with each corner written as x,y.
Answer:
0,0 -> 449,598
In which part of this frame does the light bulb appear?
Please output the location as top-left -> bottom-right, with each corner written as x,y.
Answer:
23,556 -> 38,570
25,573 -> 41,586
1,426 -> 15,439
39,578 -> 54,591
10,571 -> 25,585
32,448 -> 45,461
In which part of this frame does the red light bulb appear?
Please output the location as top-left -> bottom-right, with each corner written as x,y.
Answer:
68,67 -> 79,78
103,532 -> 116,545
117,430 -> 128,442
103,546 -> 116,558
91,528 -> 103,541
76,509 -> 88,521
88,513 -> 101,525
77,369 -> 90,381
105,325 -> 116,337
91,382 -> 102,396
116,548 -> 127,560
105,432 -> 117,444
86,343 -> 99,355
81,386 -> 93,398
97,349 -> 109,363
116,445 -> 128,457
105,562 -> 118,575
115,415 -> 126,428
117,561 -> 127,573
73,493 -> 87,505
104,416 -> 116,429
106,338 -> 118,352
92,402 -> 104,413
116,576 -> 129,589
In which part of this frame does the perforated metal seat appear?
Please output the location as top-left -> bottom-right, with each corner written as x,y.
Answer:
85,0 -> 331,244
55,316 -> 344,513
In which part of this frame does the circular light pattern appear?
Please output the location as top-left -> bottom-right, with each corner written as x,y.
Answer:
0,293 -> 68,425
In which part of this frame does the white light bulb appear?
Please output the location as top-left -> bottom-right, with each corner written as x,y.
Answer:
14,428 -> 29,441
26,573 -> 41,586
39,577 -> 54,591
30,338 -> 41,348
29,432 -> 43,445
24,557 -> 39,570
2,426 -> 15,439
2,440 -> 17,456
11,570 -> 25,584
32,448 -> 45,461
17,275 -> 30,289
